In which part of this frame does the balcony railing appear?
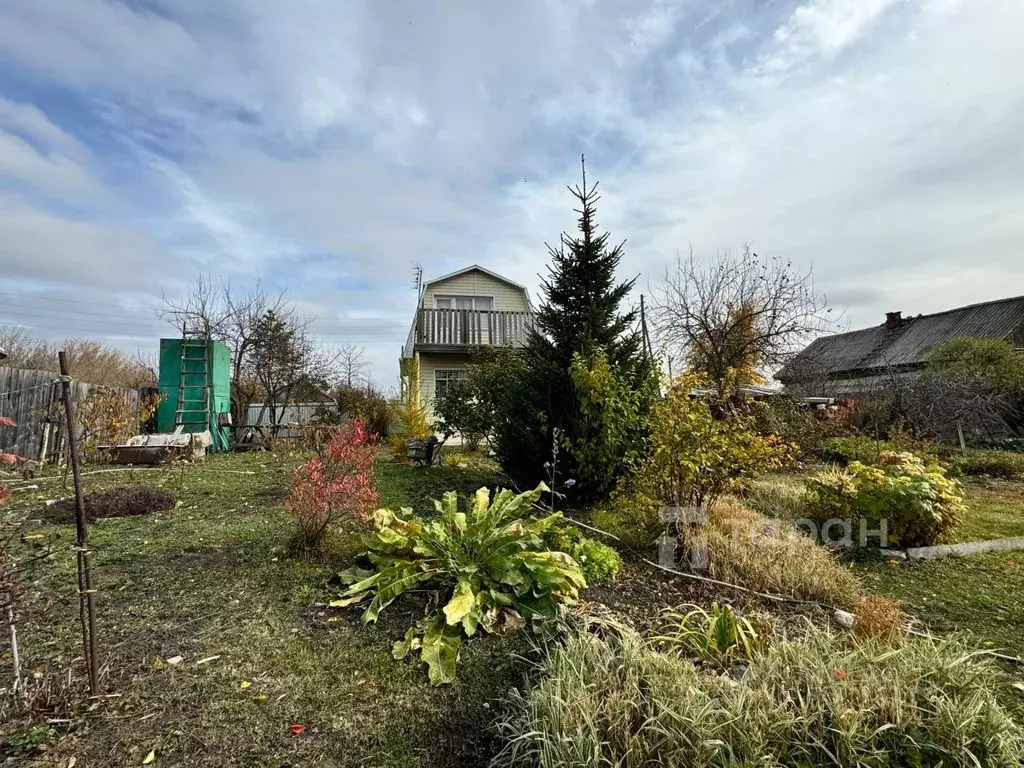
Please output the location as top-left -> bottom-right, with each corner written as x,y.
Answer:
412,308 -> 532,350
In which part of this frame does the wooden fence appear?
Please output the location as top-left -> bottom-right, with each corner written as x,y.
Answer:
0,367 -> 140,462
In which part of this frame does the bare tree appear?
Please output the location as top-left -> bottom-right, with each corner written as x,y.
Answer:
160,275 -> 296,426
337,344 -> 369,389
652,247 -> 835,397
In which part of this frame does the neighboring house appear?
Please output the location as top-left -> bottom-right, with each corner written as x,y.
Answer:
776,296 -> 1024,396
400,265 -> 533,423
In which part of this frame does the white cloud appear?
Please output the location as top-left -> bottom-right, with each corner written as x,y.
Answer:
0,195 -> 180,293
0,0 -> 1022,386
0,131 -> 99,200
763,0 -> 905,73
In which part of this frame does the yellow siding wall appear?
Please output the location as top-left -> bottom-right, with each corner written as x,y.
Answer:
422,270 -> 529,312
418,352 -> 474,422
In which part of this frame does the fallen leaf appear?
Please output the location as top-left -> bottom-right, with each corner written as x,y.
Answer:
67,759 -> 77,768
240,681 -> 251,689
195,655 -> 220,665
165,656 -> 183,666
290,724 -> 305,735
1007,560 -> 1015,568
142,749 -> 156,764
1012,681 -> 1024,692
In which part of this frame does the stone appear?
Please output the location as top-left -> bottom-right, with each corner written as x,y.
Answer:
833,609 -> 855,629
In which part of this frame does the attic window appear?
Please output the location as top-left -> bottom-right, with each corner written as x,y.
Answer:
433,295 -> 494,311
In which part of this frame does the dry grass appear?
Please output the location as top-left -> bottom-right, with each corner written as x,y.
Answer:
697,500 -> 861,606
851,595 -> 903,642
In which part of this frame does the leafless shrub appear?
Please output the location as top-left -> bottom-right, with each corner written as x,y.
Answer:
0,327 -> 155,388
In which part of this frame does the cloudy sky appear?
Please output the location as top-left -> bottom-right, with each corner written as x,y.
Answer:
0,0 -> 1022,385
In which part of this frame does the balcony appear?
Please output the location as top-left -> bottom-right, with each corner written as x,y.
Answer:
407,308 -> 533,354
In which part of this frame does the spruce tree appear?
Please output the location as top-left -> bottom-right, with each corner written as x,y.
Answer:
493,156 -> 649,488
530,156 -> 644,374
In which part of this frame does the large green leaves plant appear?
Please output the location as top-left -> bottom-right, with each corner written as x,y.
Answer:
338,483 -> 586,684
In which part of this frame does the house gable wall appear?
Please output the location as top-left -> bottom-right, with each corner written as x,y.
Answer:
422,269 -> 528,312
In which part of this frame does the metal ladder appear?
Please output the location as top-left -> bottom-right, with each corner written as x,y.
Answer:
175,333 -> 210,433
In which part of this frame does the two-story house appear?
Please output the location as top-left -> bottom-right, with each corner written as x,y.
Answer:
400,265 -> 533,424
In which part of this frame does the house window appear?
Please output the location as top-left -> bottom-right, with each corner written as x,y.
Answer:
433,295 -> 494,311
434,369 -> 468,399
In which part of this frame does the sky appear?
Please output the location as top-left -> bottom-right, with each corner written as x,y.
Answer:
0,0 -> 1022,387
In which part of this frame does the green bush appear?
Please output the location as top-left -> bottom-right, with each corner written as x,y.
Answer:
543,525 -> 622,583
803,451 -> 964,548
337,484 -> 585,684
950,449 -> 1024,479
569,351 -> 655,497
494,623 -> 1024,768
819,435 -> 943,465
978,436 -> 1024,453
590,490 -> 661,551
755,396 -> 844,459
315,385 -> 393,439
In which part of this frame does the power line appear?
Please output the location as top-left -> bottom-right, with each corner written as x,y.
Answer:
0,290 -> 157,308
0,310 -> 406,335
0,304 -> 407,332
0,317 -> 406,341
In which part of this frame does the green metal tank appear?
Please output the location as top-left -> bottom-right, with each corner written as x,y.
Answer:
156,338 -> 231,452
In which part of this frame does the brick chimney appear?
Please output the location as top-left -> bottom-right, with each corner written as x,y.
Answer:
884,311 -> 903,330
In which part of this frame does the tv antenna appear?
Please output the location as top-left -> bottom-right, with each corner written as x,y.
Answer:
412,263 -> 423,294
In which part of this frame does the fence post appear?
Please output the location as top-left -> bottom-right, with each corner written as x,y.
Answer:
58,351 -> 101,698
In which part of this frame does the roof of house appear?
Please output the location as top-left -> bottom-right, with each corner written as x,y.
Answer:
777,295 -> 1024,382
423,264 -> 528,292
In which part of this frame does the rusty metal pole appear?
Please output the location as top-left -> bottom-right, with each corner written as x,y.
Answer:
58,351 -> 100,697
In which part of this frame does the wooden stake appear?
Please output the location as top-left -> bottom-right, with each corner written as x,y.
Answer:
58,352 -> 100,697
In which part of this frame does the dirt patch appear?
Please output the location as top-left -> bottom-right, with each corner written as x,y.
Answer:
43,485 -> 177,524
582,559 -> 833,635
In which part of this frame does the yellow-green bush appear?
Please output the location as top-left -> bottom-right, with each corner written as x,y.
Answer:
803,451 -> 964,548
636,374 -> 790,510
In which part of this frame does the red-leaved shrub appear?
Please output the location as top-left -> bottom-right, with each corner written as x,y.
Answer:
285,419 -> 379,555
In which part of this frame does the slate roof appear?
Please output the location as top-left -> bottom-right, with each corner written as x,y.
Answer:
777,295 -> 1024,383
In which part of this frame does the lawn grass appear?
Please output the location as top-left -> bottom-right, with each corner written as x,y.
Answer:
854,552 -> 1024,659
1,451 -> 526,766
954,478 -> 1024,542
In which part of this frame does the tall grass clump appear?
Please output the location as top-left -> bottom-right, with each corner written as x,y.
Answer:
743,474 -> 806,519
697,501 -> 860,605
494,624 -> 1024,768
